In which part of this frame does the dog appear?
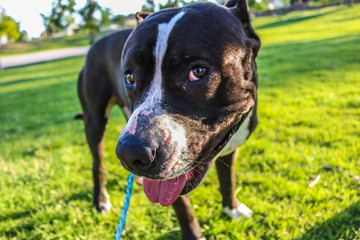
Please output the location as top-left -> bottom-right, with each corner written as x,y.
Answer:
77,0 -> 260,239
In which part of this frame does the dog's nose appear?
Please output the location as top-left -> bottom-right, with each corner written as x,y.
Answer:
116,142 -> 156,172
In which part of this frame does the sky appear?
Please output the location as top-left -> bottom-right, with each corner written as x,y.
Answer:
0,0 -> 168,38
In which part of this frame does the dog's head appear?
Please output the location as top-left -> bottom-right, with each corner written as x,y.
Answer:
116,0 -> 260,206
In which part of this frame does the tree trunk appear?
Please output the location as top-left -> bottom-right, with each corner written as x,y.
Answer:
90,31 -> 97,45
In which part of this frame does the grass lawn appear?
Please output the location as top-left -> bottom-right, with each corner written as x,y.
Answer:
1,4 -> 360,240
0,33 -> 91,57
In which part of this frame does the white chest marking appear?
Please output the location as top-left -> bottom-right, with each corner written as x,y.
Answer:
219,110 -> 253,157
121,11 -> 185,137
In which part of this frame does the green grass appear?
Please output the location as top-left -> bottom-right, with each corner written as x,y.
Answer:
0,33 -> 91,57
1,4 -> 360,240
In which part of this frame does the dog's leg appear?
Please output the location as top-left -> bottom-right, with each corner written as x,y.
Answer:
84,113 -> 111,213
78,68 -> 113,213
172,195 -> 205,240
216,149 -> 253,219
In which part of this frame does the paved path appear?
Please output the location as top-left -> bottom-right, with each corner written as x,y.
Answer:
0,46 -> 89,69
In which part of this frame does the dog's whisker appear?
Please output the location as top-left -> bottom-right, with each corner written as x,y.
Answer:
217,159 -> 230,168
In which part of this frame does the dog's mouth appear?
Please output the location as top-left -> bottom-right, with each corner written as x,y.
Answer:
142,113 -> 248,207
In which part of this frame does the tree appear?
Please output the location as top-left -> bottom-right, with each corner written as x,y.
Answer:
0,12 -> 21,43
290,0 -> 310,6
40,0 -> 76,36
160,0 -> 205,9
141,0 -> 201,12
141,0 -> 156,12
112,14 -> 126,27
79,0 -> 103,44
101,8 -> 112,27
159,0 -> 180,9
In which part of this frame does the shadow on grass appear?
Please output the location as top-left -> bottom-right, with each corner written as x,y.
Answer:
296,201 -> 360,240
0,210 -> 33,222
256,7 -> 343,30
156,231 -> 182,240
3,222 -> 36,238
64,189 -> 93,203
0,74 -> 82,139
151,201 -> 360,240
1,189 -> 92,237
0,72 -> 76,87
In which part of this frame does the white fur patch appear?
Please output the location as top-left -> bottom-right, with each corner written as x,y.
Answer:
223,203 -> 253,219
152,11 -> 186,105
159,116 -> 188,173
219,110 -> 253,157
99,192 -> 112,213
120,12 -> 186,154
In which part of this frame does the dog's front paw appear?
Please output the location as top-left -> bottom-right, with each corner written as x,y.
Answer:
99,198 -> 112,213
223,203 -> 253,219
97,192 -> 112,213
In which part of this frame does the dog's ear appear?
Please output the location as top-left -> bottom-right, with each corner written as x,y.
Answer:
227,0 -> 261,97
136,12 -> 152,24
226,0 -> 260,52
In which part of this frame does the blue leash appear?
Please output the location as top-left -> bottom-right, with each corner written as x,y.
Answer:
115,173 -> 135,240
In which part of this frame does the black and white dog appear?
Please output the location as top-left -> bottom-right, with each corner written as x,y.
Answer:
77,0 -> 260,238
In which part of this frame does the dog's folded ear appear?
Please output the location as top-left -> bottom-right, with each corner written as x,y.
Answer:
226,0 -> 261,52
136,12 -> 152,24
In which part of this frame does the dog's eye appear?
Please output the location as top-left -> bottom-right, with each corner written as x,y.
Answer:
125,72 -> 135,85
188,67 -> 208,82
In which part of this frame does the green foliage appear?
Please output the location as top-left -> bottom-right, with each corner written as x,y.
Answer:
141,0 -> 156,12
250,0 -> 268,11
141,0 -> 207,12
101,8 -> 112,27
112,15 -> 126,27
0,12 -> 21,42
0,4 -> 360,240
40,0 -> 76,35
41,0 -> 114,43
159,0 -> 181,9
78,0 -> 110,44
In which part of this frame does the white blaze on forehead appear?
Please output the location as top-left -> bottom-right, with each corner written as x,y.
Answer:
121,11 -> 186,137
152,11 -> 186,103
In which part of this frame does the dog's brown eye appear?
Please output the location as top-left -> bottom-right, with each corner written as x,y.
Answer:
125,72 -> 135,85
189,67 -> 208,82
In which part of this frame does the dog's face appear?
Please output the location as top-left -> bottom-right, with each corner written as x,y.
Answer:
116,2 -> 260,206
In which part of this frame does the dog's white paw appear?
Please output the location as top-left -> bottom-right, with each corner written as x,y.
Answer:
99,194 -> 112,213
223,203 -> 253,219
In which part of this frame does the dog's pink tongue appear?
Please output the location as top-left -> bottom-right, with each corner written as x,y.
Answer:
143,174 -> 187,206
